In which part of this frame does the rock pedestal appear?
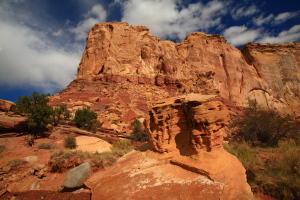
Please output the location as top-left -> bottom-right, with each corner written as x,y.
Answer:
86,94 -> 255,200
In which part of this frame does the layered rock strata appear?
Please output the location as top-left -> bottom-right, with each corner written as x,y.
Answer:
50,22 -> 300,128
85,94 -> 255,200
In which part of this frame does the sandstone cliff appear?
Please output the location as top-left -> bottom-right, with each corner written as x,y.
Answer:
50,22 -> 300,126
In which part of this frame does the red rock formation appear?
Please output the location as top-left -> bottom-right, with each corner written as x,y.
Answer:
0,99 -> 15,112
241,42 -> 300,115
50,22 -> 300,128
85,94 -> 255,200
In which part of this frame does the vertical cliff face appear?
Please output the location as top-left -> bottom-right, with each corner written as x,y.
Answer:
241,43 -> 300,115
51,22 -> 300,119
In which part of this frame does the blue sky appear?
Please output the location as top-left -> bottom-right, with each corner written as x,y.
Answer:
0,0 -> 299,102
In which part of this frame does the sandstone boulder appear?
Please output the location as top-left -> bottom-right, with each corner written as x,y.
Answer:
0,111 -> 27,131
61,162 -> 92,188
76,136 -> 112,153
0,99 -> 15,112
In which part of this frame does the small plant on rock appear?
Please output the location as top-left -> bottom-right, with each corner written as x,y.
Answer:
24,135 -> 35,147
130,119 -> 149,142
64,133 -> 77,149
111,139 -> 133,156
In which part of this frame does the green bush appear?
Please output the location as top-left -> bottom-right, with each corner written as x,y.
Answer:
52,104 -> 71,126
73,107 -> 98,131
130,120 -> 149,142
13,91 -> 53,134
64,134 -> 77,149
232,99 -> 296,147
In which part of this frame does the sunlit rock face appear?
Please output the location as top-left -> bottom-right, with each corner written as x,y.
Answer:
145,94 -> 229,155
50,22 -> 300,128
86,94 -> 255,200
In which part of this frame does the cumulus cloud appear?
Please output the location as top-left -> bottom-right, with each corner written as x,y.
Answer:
223,26 -> 260,46
0,21 -> 80,92
273,11 -> 300,25
0,1 -> 81,93
118,0 -> 226,40
259,24 -> 300,43
70,4 -> 107,40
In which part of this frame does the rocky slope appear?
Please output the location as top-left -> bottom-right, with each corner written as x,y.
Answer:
49,22 -> 300,130
85,94 -> 255,200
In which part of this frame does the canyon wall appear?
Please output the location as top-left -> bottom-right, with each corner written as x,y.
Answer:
51,22 -> 300,122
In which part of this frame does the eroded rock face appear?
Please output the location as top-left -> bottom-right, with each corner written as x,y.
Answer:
145,94 -> 229,155
241,42 -> 300,115
52,22 -> 300,120
86,94 -> 255,200
0,99 -> 15,112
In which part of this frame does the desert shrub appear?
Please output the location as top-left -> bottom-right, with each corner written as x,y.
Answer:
7,158 -> 27,167
91,151 -> 117,168
73,107 -> 98,132
256,140 -> 300,200
64,134 -> 77,149
232,100 -> 296,147
24,135 -> 35,147
50,149 -> 117,172
52,104 -> 71,126
111,139 -> 133,156
225,140 -> 300,200
130,120 -> 149,142
13,91 -> 53,134
38,142 -> 54,149
223,141 -> 260,184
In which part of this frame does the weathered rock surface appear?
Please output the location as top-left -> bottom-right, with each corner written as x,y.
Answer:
6,176 -> 40,194
49,22 -> 300,128
0,99 -> 15,112
61,162 -> 92,188
76,136 -> 112,153
85,94 -> 255,200
0,111 -> 27,131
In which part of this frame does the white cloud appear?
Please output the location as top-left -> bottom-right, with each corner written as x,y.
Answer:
223,26 -> 260,46
53,29 -> 63,36
253,14 -> 274,26
70,4 -> 107,40
231,5 -> 259,20
259,24 -> 300,43
119,0 -> 226,40
0,16 -> 81,93
273,11 -> 300,25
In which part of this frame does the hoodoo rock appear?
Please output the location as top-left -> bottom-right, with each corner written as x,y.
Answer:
85,94 -> 255,200
50,22 -> 300,124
